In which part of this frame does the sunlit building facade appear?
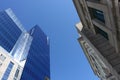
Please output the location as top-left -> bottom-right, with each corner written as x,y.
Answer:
0,46 -> 24,80
0,8 -> 50,80
73,0 -> 120,80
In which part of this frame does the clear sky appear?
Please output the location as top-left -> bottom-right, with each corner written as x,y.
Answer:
1,0 -> 99,80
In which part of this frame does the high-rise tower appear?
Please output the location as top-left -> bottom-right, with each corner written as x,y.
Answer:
0,9 -> 50,80
0,8 -> 25,53
0,8 -> 26,80
20,25 -> 50,80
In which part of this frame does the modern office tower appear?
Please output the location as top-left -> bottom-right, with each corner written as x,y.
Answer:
0,8 -> 25,53
0,8 -> 26,80
0,9 -> 50,80
20,25 -> 50,80
73,0 -> 120,80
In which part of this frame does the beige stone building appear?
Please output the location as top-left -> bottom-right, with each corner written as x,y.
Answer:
73,0 -> 120,80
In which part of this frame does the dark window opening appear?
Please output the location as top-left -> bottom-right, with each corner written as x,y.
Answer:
86,0 -> 100,1
94,25 -> 109,40
106,73 -> 112,78
90,55 -> 95,61
88,7 -> 105,23
15,69 -> 20,78
118,71 -> 120,74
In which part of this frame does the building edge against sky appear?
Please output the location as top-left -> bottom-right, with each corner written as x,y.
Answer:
21,25 -> 50,80
0,8 -> 50,80
73,0 -> 120,80
75,22 -> 119,80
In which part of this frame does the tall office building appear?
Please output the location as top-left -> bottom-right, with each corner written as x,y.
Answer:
0,9 -> 50,80
73,0 -> 120,80
21,25 -> 50,80
0,8 -> 27,80
0,8 -> 25,53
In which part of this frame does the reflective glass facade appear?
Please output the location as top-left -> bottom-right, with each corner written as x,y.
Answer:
21,25 -> 50,80
0,9 -> 50,80
11,32 -> 33,60
0,10 -> 22,52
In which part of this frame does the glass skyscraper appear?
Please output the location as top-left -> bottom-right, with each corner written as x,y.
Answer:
0,9 -> 50,80
21,25 -> 50,80
0,8 -> 25,53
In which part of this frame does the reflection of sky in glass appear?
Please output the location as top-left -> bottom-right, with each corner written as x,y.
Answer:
10,32 -> 33,61
5,8 -> 26,32
5,9 -> 33,61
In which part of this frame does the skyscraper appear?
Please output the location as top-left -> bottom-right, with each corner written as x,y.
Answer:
73,0 -> 120,80
0,8 -> 28,80
0,8 -> 25,53
21,25 -> 50,80
0,9 -> 50,80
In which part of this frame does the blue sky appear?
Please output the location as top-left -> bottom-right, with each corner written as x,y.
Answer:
1,0 -> 98,80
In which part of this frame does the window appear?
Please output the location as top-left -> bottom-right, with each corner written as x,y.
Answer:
88,7 -> 105,23
90,55 -> 95,61
110,77 -> 117,80
106,73 -> 112,78
14,69 -> 20,80
14,66 -> 21,80
0,54 -> 6,61
86,0 -> 100,1
44,77 -> 49,80
94,25 -> 109,40
15,69 -> 19,77
0,62 -> 2,67
2,62 -> 14,80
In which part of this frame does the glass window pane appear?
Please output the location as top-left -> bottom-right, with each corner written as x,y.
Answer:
1,62 -> 14,80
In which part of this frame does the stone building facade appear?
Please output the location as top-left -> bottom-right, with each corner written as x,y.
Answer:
73,0 -> 120,80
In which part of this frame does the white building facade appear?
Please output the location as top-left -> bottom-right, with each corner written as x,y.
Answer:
0,46 -> 23,80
